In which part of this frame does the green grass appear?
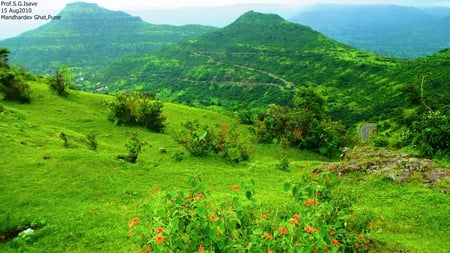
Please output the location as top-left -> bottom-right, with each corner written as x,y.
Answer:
1,83 -> 449,252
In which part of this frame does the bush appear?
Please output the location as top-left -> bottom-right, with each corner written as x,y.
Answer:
48,65 -> 72,96
117,132 -> 147,163
86,132 -> 97,151
0,70 -> 31,103
255,104 -> 353,157
128,173 -> 371,252
174,121 -> 252,162
109,92 -> 166,132
402,111 -> 449,157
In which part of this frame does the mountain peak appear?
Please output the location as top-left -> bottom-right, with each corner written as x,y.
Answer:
58,1 -> 141,21
231,11 -> 286,25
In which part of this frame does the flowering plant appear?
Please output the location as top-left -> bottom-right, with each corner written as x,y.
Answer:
128,172 -> 370,252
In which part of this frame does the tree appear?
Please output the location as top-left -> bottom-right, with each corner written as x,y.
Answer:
293,87 -> 325,120
48,65 -> 73,96
0,48 -> 10,68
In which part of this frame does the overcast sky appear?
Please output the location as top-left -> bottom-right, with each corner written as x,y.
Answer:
1,0 -> 450,39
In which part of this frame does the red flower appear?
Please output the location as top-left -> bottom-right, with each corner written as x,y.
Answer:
331,238 -> 340,246
155,235 -> 164,244
231,185 -> 240,191
198,245 -> 205,252
358,234 -> 364,240
279,226 -> 288,234
209,215 -> 218,222
156,227 -> 164,233
355,242 -> 360,249
304,226 -> 314,233
145,247 -> 151,253
195,193 -> 204,199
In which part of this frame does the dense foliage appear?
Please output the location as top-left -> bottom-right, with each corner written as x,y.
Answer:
174,121 -> 252,162
129,175 -> 371,252
0,48 -> 31,103
254,88 -> 353,157
109,92 -> 166,132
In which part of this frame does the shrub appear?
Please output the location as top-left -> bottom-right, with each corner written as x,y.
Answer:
255,104 -> 353,157
86,132 -> 97,151
174,121 -> 252,162
402,111 -> 449,157
128,173 -> 371,252
0,70 -> 31,103
118,132 -> 147,163
48,65 -> 72,96
109,92 -> 166,132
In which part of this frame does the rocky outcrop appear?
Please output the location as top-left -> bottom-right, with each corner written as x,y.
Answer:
324,146 -> 449,192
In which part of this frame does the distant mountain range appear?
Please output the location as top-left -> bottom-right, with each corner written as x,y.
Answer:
290,4 -> 450,58
0,2 -> 216,74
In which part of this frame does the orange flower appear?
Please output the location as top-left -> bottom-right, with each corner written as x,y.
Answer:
195,193 -> 204,199
328,230 -> 335,235
156,227 -> 164,233
355,242 -> 360,249
290,218 -> 298,225
279,226 -> 288,234
331,238 -> 340,246
155,235 -> 164,244
291,214 -> 300,225
260,214 -> 268,220
263,232 -> 273,240
304,199 -> 318,207
304,226 -> 318,233
128,230 -> 133,236
209,215 -> 218,222
145,247 -> 151,253
358,234 -> 364,240
198,245 -> 205,252
231,185 -> 240,191
266,248 -> 272,253
128,217 -> 140,228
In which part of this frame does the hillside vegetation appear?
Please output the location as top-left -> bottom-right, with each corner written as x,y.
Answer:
0,2 -> 216,74
1,57 -> 449,252
91,11 -> 449,127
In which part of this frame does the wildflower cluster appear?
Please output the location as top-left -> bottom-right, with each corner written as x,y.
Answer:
128,172 -> 371,252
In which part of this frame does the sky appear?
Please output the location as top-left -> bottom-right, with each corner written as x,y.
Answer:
1,0 -> 450,39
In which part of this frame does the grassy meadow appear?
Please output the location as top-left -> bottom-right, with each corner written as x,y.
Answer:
0,82 -> 449,252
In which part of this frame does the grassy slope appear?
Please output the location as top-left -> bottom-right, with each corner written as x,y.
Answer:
0,83 -> 449,252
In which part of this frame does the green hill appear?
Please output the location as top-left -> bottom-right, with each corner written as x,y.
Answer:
0,2 -> 216,74
91,11 -> 449,125
290,4 -> 450,58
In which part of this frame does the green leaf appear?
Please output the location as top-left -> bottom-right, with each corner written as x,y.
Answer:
245,190 -> 253,200
283,182 -> 291,192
